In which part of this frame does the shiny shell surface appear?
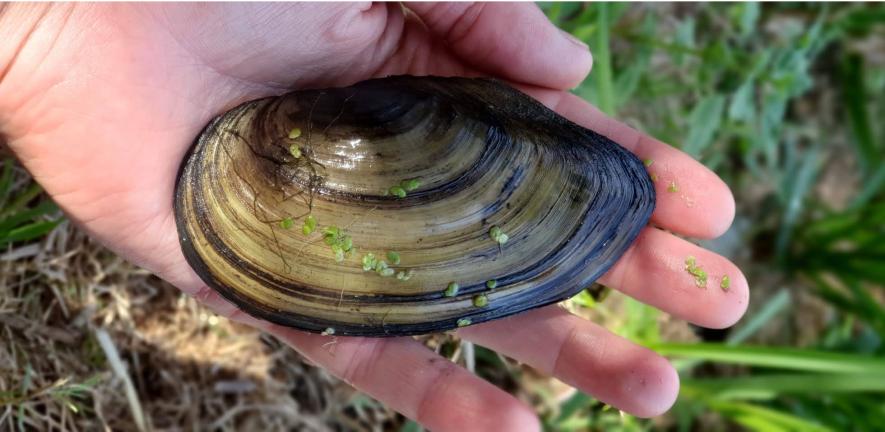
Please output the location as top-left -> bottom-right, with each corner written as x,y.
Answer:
174,76 -> 655,336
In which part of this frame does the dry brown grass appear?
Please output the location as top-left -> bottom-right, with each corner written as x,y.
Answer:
0,219 -> 407,431
0,154 -> 417,431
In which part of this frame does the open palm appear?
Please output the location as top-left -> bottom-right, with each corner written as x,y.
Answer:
1,3 -> 748,431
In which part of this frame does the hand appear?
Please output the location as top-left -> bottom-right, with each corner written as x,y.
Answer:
0,3 -> 747,430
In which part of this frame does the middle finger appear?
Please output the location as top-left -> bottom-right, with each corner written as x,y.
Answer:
599,227 -> 749,329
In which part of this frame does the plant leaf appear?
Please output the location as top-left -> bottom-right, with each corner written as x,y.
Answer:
683,94 -> 726,158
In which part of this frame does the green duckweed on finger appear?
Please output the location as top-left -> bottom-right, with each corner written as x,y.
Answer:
684,255 -> 708,288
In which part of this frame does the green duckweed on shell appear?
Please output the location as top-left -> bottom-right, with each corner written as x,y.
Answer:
396,270 -> 414,281
472,294 -> 489,307
401,178 -> 421,191
361,253 -> 377,272
389,186 -> 406,198
279,217 -> 294,230
489,225 -> 509,245
174,75 -> 655,336
302,215 -> 317,235
444,282 -> 460,297
289,144 -> 302,159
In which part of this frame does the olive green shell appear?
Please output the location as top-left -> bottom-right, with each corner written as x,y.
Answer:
174,76 -> 655,336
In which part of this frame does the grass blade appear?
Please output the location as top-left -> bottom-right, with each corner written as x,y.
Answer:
0,159 -> 13,209
849,164 -> 885,209
704,399 -> 833,432
0,183 -> 43,218
727,289 -> 791,345
839,54 -> 880,174
650,343 -> 885,374
776,145 -> 821,258
683,94 -> 726,158
684,373 -> 885,399
0,201 -> 59,234
95,329 -> 147,432
594,3 -> 615,115
0,220 -> 61,247
728,80 -> 756,122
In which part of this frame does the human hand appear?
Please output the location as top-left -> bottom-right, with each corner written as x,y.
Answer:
0,3 -> 747,430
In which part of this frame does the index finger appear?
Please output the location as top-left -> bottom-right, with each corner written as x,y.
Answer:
407,2 -> 593,90
522,87 -> 736,239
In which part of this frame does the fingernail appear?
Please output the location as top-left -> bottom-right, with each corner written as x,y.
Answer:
559,28 -> 589,50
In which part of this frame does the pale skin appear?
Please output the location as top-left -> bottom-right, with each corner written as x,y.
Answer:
0,3 -> 748,431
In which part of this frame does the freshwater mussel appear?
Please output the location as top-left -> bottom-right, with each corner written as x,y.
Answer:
174,76 -> 655,336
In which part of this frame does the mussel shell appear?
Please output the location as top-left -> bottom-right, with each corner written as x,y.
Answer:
174,76 -> 655,336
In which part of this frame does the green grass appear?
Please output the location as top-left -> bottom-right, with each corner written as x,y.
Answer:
0,369 -> 101,431
652,343 -> 885,374
545,3 -> 885,431
0,158 -> 62,248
